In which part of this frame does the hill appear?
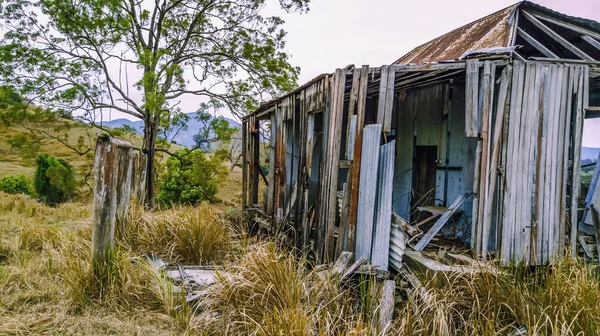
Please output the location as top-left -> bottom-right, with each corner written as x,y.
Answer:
582,147 -> 600,162
103,112 -> 241,148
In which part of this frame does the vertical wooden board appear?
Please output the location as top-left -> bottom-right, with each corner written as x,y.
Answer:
242,121 -> 248,208
476,61 -> 495,256
557,65 -> 570,257
548,65 -> 563,261
356,124 -> 382,261
471,140 -> 482,251
570,66 -> 587,257
371,140 -> 395,270
348,66 -> 369,256
316,75 -> 334,260
465,59 -> 480,137
501,61 -> 525,263
324,69 -> 347,262
347,115 -> 358,161
481,65 -> 511,258
346,71 -> 360,160
377,66 -> 389,127
517,62 -> 537,263
392,89 -> 415,219
534,63 -> 549,265
383,67 -> 396,132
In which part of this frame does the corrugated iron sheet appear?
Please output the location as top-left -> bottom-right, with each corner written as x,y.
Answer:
394,4 -> 518,64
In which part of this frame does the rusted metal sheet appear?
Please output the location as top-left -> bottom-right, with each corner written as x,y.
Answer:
394,4 -> 517,64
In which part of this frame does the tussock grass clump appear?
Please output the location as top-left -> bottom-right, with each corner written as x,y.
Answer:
392,257 -> 600,336
122,203 -> 232,264
193,243 -> 372,335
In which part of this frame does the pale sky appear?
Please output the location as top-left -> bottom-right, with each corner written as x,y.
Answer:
106,0 -> 600,146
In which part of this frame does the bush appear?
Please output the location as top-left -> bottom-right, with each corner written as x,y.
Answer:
156,149 -> 228,206
34,154 -> 76,204
0,174 -> 34,195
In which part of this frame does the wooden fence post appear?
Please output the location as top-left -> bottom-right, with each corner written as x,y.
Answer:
115,146 -> 134,238
92,135 -> 135,263
91,134 -> 119,263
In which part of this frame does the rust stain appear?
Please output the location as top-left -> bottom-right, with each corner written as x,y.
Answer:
395,4 -> 518,64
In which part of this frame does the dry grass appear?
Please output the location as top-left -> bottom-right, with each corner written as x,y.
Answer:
190,243 -> 373,335
3,191 -> 600,335
0,192 -> 222,335
121,203 -> 233,265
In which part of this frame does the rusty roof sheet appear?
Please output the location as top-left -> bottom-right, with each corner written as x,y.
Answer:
394,4 -> 518,64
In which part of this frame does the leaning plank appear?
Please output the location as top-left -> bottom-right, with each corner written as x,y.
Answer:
356,124 -> 382,260
578,235 -> 593,259
341,256 -> 368,280
465,59 -> 480,137
414,193 -> 470,252
377,280 -> 395,334
371,141 -> 396,270
582,151 -> 600,225
481,65 -> 512,258
332,251 -> 354,275
592,205 -> 600,258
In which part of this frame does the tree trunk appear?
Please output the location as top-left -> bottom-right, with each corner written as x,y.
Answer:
143,116 -> 158,208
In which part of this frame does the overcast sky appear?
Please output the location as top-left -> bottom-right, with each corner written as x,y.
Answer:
108,0 -> 600,146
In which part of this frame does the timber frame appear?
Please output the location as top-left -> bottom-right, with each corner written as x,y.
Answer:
241,2 -> 600,267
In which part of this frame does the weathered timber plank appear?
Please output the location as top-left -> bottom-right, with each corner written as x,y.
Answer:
465,59 -> 480,137
347,66 -> 369,257
481,65 -> 512,258
414,193 -> 470,252
377,280 -> 395,334
92,135 -> 119,264
324,69 -> 347,262
570,66 -> 586,257
476,61 -> 495,256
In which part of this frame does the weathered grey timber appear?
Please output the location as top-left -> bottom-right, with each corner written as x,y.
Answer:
115,146 -> 134,238
92,135 -> 133,263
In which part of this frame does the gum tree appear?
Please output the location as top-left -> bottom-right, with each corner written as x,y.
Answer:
0,0 -> 308,206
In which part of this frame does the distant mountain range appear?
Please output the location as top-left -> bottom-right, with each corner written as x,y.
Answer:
101,112 -> 241,148
582,147 -> 600,162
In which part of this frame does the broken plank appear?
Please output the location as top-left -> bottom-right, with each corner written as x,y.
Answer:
465,59 -> 480,137
332,251 -> 353,275
414,193 -> 470,252
377,280 -> 395,334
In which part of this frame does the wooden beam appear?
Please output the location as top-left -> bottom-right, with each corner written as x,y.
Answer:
414,193 -> 470,252
517,27 -> 558,58
532,10 -> 600,42
582,35 -> 600,51
377,280 -> 395,334
586,106 -> 600,119
521,11 -> 594,61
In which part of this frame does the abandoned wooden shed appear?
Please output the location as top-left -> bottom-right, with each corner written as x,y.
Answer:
241,1 -> 600,266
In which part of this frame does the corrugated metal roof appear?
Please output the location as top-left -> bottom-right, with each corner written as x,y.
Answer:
394,1 -> 600,65
394,4 -> 518,64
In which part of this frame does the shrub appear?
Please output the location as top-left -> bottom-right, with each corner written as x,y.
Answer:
156,149 -> 228,206
0,174 -> 34,195
34,154 -> 76,204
